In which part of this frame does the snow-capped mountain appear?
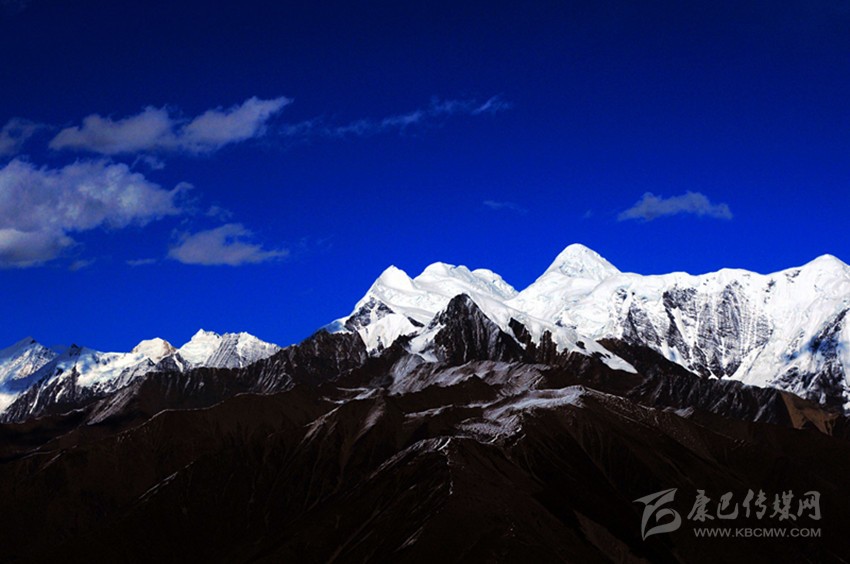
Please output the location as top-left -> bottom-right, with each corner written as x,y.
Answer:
0,330 -> 281,420
178,329 -> 282,369
0,337 -> 57,411
337,244 -> 850,412
331,262 -> 518,354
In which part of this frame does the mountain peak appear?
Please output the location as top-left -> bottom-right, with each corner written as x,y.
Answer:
801,253 -> 850,275
176,329 -> 280,369
420,261 -> 456,274
131,338 -> 177,362
543,244 -> 620,281
190,329 -> 220,340
179,329 -> 223,365
371,265 -> 415,293
0,337 -> 41,359
415,262 -> 518,300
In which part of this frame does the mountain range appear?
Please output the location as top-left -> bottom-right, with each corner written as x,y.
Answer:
2,245 -> 850,562
0,329 -> 280,421
334,243 -> 850,412
7,243 -> 848,421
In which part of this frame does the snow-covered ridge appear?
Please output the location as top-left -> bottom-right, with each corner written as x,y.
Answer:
333,261 -> 522,353
335,244 -> 643,363
337,244 -> 850,412
0,330 -> 281,412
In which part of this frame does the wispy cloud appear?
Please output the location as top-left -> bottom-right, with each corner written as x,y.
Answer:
205,205 -> 233,221
68,258 -> 95,271
281,95 -> 511,140
0,118 -> 41,156
471,96 -> 512,115
32,94 -> 509,156
126,258 -> 158,267
180,97 -> 290,151
168,223 -> 288,266
482,199 -> 527,214
0,159 -> 184,267
132,155 -> 166,170
618,191 -> 733,222
49,96 -> 291,156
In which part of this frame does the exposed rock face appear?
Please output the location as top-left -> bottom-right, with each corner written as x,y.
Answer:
619,280 -> 774,379
428,294 -> 527,364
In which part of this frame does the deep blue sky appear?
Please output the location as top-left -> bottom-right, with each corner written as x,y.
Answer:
1,0 -> 849,351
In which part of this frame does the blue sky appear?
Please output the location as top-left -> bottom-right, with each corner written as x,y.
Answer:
1,0 -> 850,351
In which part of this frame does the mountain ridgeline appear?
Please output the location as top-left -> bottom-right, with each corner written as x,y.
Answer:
2,245 -> 850,562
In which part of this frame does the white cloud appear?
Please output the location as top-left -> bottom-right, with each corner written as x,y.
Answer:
49,96 -> 291,155
0,159 -> 184,267
0,118 -> 41,156
0,228 -> 73,267
618,191 -> 733,222
482,199 -> 527,214
179,97 -> 290,152
50,107 -> 174,155
168,223 -> 288,266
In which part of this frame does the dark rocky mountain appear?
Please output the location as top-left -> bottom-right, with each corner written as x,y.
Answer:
2,290 -> 849,562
